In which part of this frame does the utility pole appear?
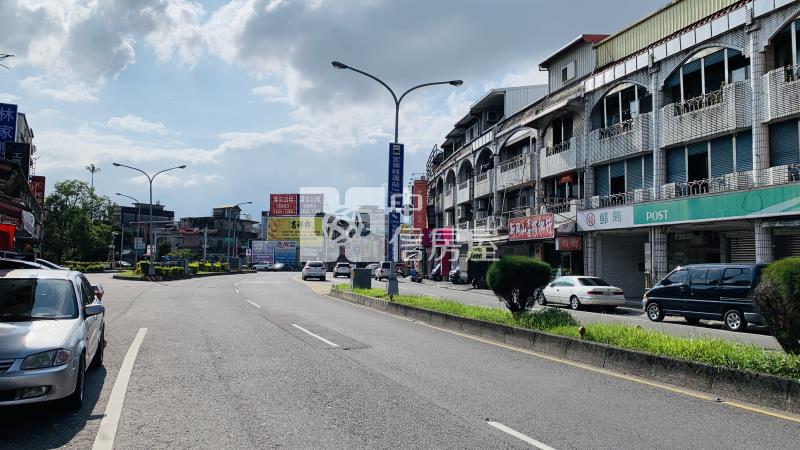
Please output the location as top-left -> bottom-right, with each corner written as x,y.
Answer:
203,226 -> 208,261
119,225 -> 125,265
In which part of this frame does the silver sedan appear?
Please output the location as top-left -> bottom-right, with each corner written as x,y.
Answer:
0,269 -> 105,409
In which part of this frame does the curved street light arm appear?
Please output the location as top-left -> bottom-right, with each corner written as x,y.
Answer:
398,81 -> 458,105
113,163 -> 151,181
153,165 -> 187,181
341,65 -> 398,105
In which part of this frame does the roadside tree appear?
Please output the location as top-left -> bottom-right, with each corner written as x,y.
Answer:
486,256 -> 551,313
755,257 -> 800,354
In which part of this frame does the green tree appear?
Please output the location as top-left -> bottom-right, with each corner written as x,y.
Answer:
42,179 -> 115,262
755,257 -> 800,354
157,241 -> 172,258
486,256 -> 552,313
168,248 -> 196,260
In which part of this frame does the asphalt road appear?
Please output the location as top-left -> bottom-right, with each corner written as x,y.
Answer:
360,277 -> 782,350
1,272 -> 797,449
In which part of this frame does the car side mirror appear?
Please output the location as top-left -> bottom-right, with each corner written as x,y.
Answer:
549,283 -> 554,288
91,284 -> 104,301
85,304 -> 105,317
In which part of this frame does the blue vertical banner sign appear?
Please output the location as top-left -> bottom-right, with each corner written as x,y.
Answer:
0,103 -> 18,158
387,212 -> 401,262
387,143 -> 404,208
386,143 -> 404,262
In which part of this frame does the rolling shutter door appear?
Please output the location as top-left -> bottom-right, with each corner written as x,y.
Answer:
667,147 -> 686,182
728,235 -> 755,263
643,154 -> 653,187
610,161 -> 625,178
596,235 -> 647,299
710,135 -> 733,177
626,157 -> 642,190
664,70 -> 681,89
595,164 -> 609,196
704,50 -> 725,66
687,141 -> 708,156
769,120 -> 800,166
774,234 -> 800,259
735,130 -> 752,172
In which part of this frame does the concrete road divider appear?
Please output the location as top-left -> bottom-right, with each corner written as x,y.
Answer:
329,287 -> 800,415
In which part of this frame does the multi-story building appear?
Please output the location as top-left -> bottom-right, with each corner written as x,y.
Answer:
426,0 -> 800,299
111,202 -> 175,261
426,85 -> 548,269
179,205 -> 258,261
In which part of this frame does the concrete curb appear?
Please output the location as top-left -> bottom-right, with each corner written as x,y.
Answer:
112,271 -> 251,282
329,288 -> 800,415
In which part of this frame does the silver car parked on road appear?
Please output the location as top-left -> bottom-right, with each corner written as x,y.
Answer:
0,269 -> 105,409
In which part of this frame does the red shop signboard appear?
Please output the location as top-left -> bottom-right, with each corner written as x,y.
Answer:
269,194 -> 298,217
557,236 -> 582,251
508,213 -> 554,241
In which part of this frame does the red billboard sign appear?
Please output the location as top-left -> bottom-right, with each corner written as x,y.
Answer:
558,235 -> 582,251
30,176 -> 45,208
412,179 -> 428,230
509,213 -> 554,241
269,194 -> 298,217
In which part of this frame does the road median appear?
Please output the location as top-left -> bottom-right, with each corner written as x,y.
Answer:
329,285 -> 800,415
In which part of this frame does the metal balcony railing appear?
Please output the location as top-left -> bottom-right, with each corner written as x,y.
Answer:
671,89 -> 723,117
783,64 -> 800,83
476,172 -> 489,183
598,118 -> 635,140
546,140 -> 571,157
458,181 -> 469,190
498,154 -> 525,173
598,192 -> 635,207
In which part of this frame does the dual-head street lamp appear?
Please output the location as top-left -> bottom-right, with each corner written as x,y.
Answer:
331,60 -> 462,274
113,163 -> 186,275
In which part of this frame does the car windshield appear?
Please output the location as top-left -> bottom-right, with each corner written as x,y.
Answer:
0,278 -> 77,321
307,262 -> 323,267
578,277 -> 611,286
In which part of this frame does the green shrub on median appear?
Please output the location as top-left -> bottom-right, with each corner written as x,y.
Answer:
756,257 -> 800,355
336,285 -> 800,381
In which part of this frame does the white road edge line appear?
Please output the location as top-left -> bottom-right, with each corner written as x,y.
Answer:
246,299 -> 262,309
291,323 -> 339,347
234,288 -> 240,295
485,420 -> 557,450
92,328 -> 148,450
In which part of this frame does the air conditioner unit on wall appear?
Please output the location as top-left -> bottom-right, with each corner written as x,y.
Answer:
660,182 -> 677,199
634,189 -> 651,203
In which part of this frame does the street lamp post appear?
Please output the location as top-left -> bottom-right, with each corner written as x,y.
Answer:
227,201 -> 252,269
116,193 -> 142,264
113,163 -> 187,275
331,61 -> 462,278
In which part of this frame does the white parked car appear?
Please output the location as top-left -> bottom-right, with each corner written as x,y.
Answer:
333,262 -> 351,278
539,276 -> 625,311
366,263 -> 379,277
252,262 -> 273,271
374,261 -> 393,281
302,261 -> 326,281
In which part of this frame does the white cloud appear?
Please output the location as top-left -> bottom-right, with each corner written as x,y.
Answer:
107,115 -> 169,135
19,76 -> 98,102
0,93 -> 21,103
127,172 -> 223,188
251,85 -> 291,103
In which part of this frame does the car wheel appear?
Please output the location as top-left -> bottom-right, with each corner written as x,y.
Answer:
569,296 -> 581,311
90,329 -> 104,369
685,317 -> 701,325
604,306 -> 617,313
723,310 -> 747,332
302,276 -> 306,281
65,354 -> 85,410
646,302 -> 665,322
537,291 -> 547,306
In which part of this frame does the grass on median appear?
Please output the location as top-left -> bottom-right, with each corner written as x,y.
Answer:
333,284 -> 800,380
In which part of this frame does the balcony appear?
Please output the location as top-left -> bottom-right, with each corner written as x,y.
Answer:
540,136 -> 584,179
497,154 -> 534,189
474,170 -> 493,198
660,81 -> 752,148
444,189 -> 455,210
457,220 -> 471,230
457,181 -> 472,205
587,113 -> 653,165
435,195 -> 444,213
763,65 -> 800,123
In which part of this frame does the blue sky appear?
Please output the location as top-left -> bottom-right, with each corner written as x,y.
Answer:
0,0 -> 664,219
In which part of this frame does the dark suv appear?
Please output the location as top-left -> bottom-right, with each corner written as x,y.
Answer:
643,264 -> 764,332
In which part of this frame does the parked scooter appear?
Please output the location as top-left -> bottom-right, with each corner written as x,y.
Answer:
409,268 -> 423,283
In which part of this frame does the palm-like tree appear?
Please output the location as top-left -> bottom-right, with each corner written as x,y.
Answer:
86,163 -> 101,188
